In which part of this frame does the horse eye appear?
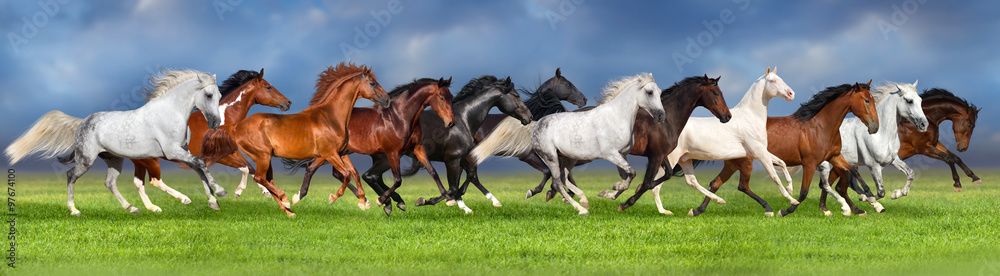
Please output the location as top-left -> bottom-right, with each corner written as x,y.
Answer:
369,82 -> 375,86
864,99 -> 870,104
565,83 -> 570,87
266,86 -> 273,90
906,99 -> 914,104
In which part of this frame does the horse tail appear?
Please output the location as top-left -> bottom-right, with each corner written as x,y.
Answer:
470,118 -> 536,164
5,110 -> 83,165
400,155 -> 422,177
201,125 -> 238,163
280,158 -> 315,175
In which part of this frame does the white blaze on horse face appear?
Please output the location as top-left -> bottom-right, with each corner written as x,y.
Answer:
764,72 -> 795,101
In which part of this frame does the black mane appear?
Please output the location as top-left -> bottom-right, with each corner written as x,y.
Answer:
218,70 -> 261,100
921,88 -> 978,120
792,83 -> 864,121
662,76 -> 709,99
454,75 -> 508,103
521,87 -> 567,121
388,78 -> 439,98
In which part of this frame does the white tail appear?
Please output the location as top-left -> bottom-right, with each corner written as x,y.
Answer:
5,110 -> 83,165
470,117 -> 536,164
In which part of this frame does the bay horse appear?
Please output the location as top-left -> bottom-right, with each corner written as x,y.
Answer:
6,70 -> 225,216
384,76 -> 533,214
128,69 -> 291,212
280,77 -> 456,216
816,80 -> 928,215
650,67 -> 798,215
896,88 -> 981,191
202,63 -> 389,217
531,73 -> 666,215
688,81 -> 879,217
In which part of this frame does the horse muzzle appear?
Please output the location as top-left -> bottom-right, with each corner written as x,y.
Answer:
572,97 -> 587,108
207,115 -> 222,130
957,142 -> 969,152
279,101 -> 291,112
717,113 -> 732,123
651,110 -> 666,124
376,95 -> 390,108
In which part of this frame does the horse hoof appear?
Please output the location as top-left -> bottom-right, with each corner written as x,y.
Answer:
546,190 -> 557,202
415,197 -> 426,206
328,194 -> 337,204
715,198 -> 726,204
973,179 -> 983,185
842,208 -> 852,217
580,199 -> 590,210
281,200 -> 291,210
291,194 -> 301,205
618,204 -> 625,212
397,202 -> 407,211
287,213 -> 296,218
463,208 -> 474,215
235,191 -> 242,198
661,210 -> 674,216
778,209 -> 789,217
597,189 -> 615,199
858,211 -> 868,217
525,190 -> 534,199
215,189 -> 228,198
180,197 -> 192,205
613,181 -> 628,191
789,199 -> 800,206
446,199 -> 457,206
493,201 -> 503,207
858,194 -> 868,202
687,209 -> 695,217
128,206 -> 141,215
70,210 -> 82,217
954,186 -> 962,192
375,197 -> 384,207
873,203 -> 885,213
208,201 -> 220,210
365,200 -> 372,209
358,202 -> 368,210
150,206 -> 162,213
891,190 -> 903,200
766,212 -> 775,217
578,209 -> 589,216
262,190 -> 271,197
383,205 -> 392,216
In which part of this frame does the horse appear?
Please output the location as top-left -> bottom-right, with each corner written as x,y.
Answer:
472,75 -> 734,213
896,88 -> 981,191
371,75 -> 533,214
5,70 -> 225,216
127,69 -> 291,212
650,67 -> 798,216
447,68 -> 586,207
816,80 -> 928,215
279,77 -> 456,216
687,81 -> 880,217
531,73 -> 666,215
201,62 -> 389,217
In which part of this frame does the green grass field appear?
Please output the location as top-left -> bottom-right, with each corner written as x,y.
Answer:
3,167 -> 999,275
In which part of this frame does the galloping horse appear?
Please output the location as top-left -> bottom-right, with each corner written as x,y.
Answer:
128,69 -> 291,212
6,70 -> 225,215
202,63 -> 389,217
531,73 -> 665,215
281,77 -> 456,216
688,82 -> 879,217
896,88 -> 981,191
817,81 -> 928,215
651,67 -> 797,215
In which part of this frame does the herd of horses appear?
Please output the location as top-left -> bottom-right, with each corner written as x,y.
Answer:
5,63 -> 982,217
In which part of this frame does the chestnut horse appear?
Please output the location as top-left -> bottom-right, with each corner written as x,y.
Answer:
128,69 -> 291,212
689,82 -> 879,217
897,88 -> 981,191
202,63 -> 389,217
280,77 -> 457,216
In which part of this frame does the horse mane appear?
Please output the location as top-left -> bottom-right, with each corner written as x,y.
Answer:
598,73 -> 653,105
143,69 -> 209,102
454,75 -> 508,103
792,83 -> 864,121
521,87 -> 567,121
311,62 -> 369,106
661,76 -> 707,99
218,70 -> 261,101
871,81 -> 911,103
388,78 -> 439,98
921,88 -> 978,117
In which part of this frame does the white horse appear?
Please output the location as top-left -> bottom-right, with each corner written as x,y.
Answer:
5,70 -> 227,216
653,67 -> 797,216
818,80 -> 927,214
531,73 -> 665,215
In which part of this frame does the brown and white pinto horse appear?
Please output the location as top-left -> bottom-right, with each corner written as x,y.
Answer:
128,69 -> 290,212
202,63 -> 389,217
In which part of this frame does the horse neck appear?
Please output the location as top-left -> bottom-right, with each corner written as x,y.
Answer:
874,96 -> 902,138
733,79 -> 771,119
220,85 -> 258,125
145,79 -> 200,119
389,88 -> 431,128
661,89 -> 701,132
807,94 -> 855,140
453,91 -> 499,133
922,100 -> 967,125
598,89 -> 640,130
305,80 -> 361,125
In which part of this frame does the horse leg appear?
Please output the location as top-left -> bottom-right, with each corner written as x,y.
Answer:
926,143 -> 972,190
462,156 -> 501,207
99,156 -> 140,214
865,166 -> 887,213
736,160 -> 774,216
327,154 -> 369,210
139,158 -> 190,204
65,153 -> 96,216
291,158 -> 325,205
692,159 -> 739,217
410,145 -> 453,207
949,150 -> 982,185
779,162 -> 817,217
769,152 -> 795,194
377,153 -> 405,216
217,153 -> 263,198
817,161 -> 851,216
362,156 -> 401,209
130,159 -> 161,212
522,153 -> 550,199
889,156 -> 916,200
560,165 -> 589,210
242,150 -> 292,216
754,151 -> 799,206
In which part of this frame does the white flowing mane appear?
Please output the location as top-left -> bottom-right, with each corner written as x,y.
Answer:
871,81 -> 908,103
144,69 -> 210,102
598,73 -> 654,105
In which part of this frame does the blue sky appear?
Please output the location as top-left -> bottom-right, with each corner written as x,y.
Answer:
3,0 -> 999,173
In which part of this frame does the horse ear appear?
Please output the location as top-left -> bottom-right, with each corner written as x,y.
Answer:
555,68 -> 561,78
505,76 -> 512,86
866,79 -> 872,87
716,76 -> 721,82
913,79 -> 918,87
446,76 -> 452,86
703,74 -> 709,81
259,68 -> 264,78
766,67 -> 771,75
773,66 -> 777,74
